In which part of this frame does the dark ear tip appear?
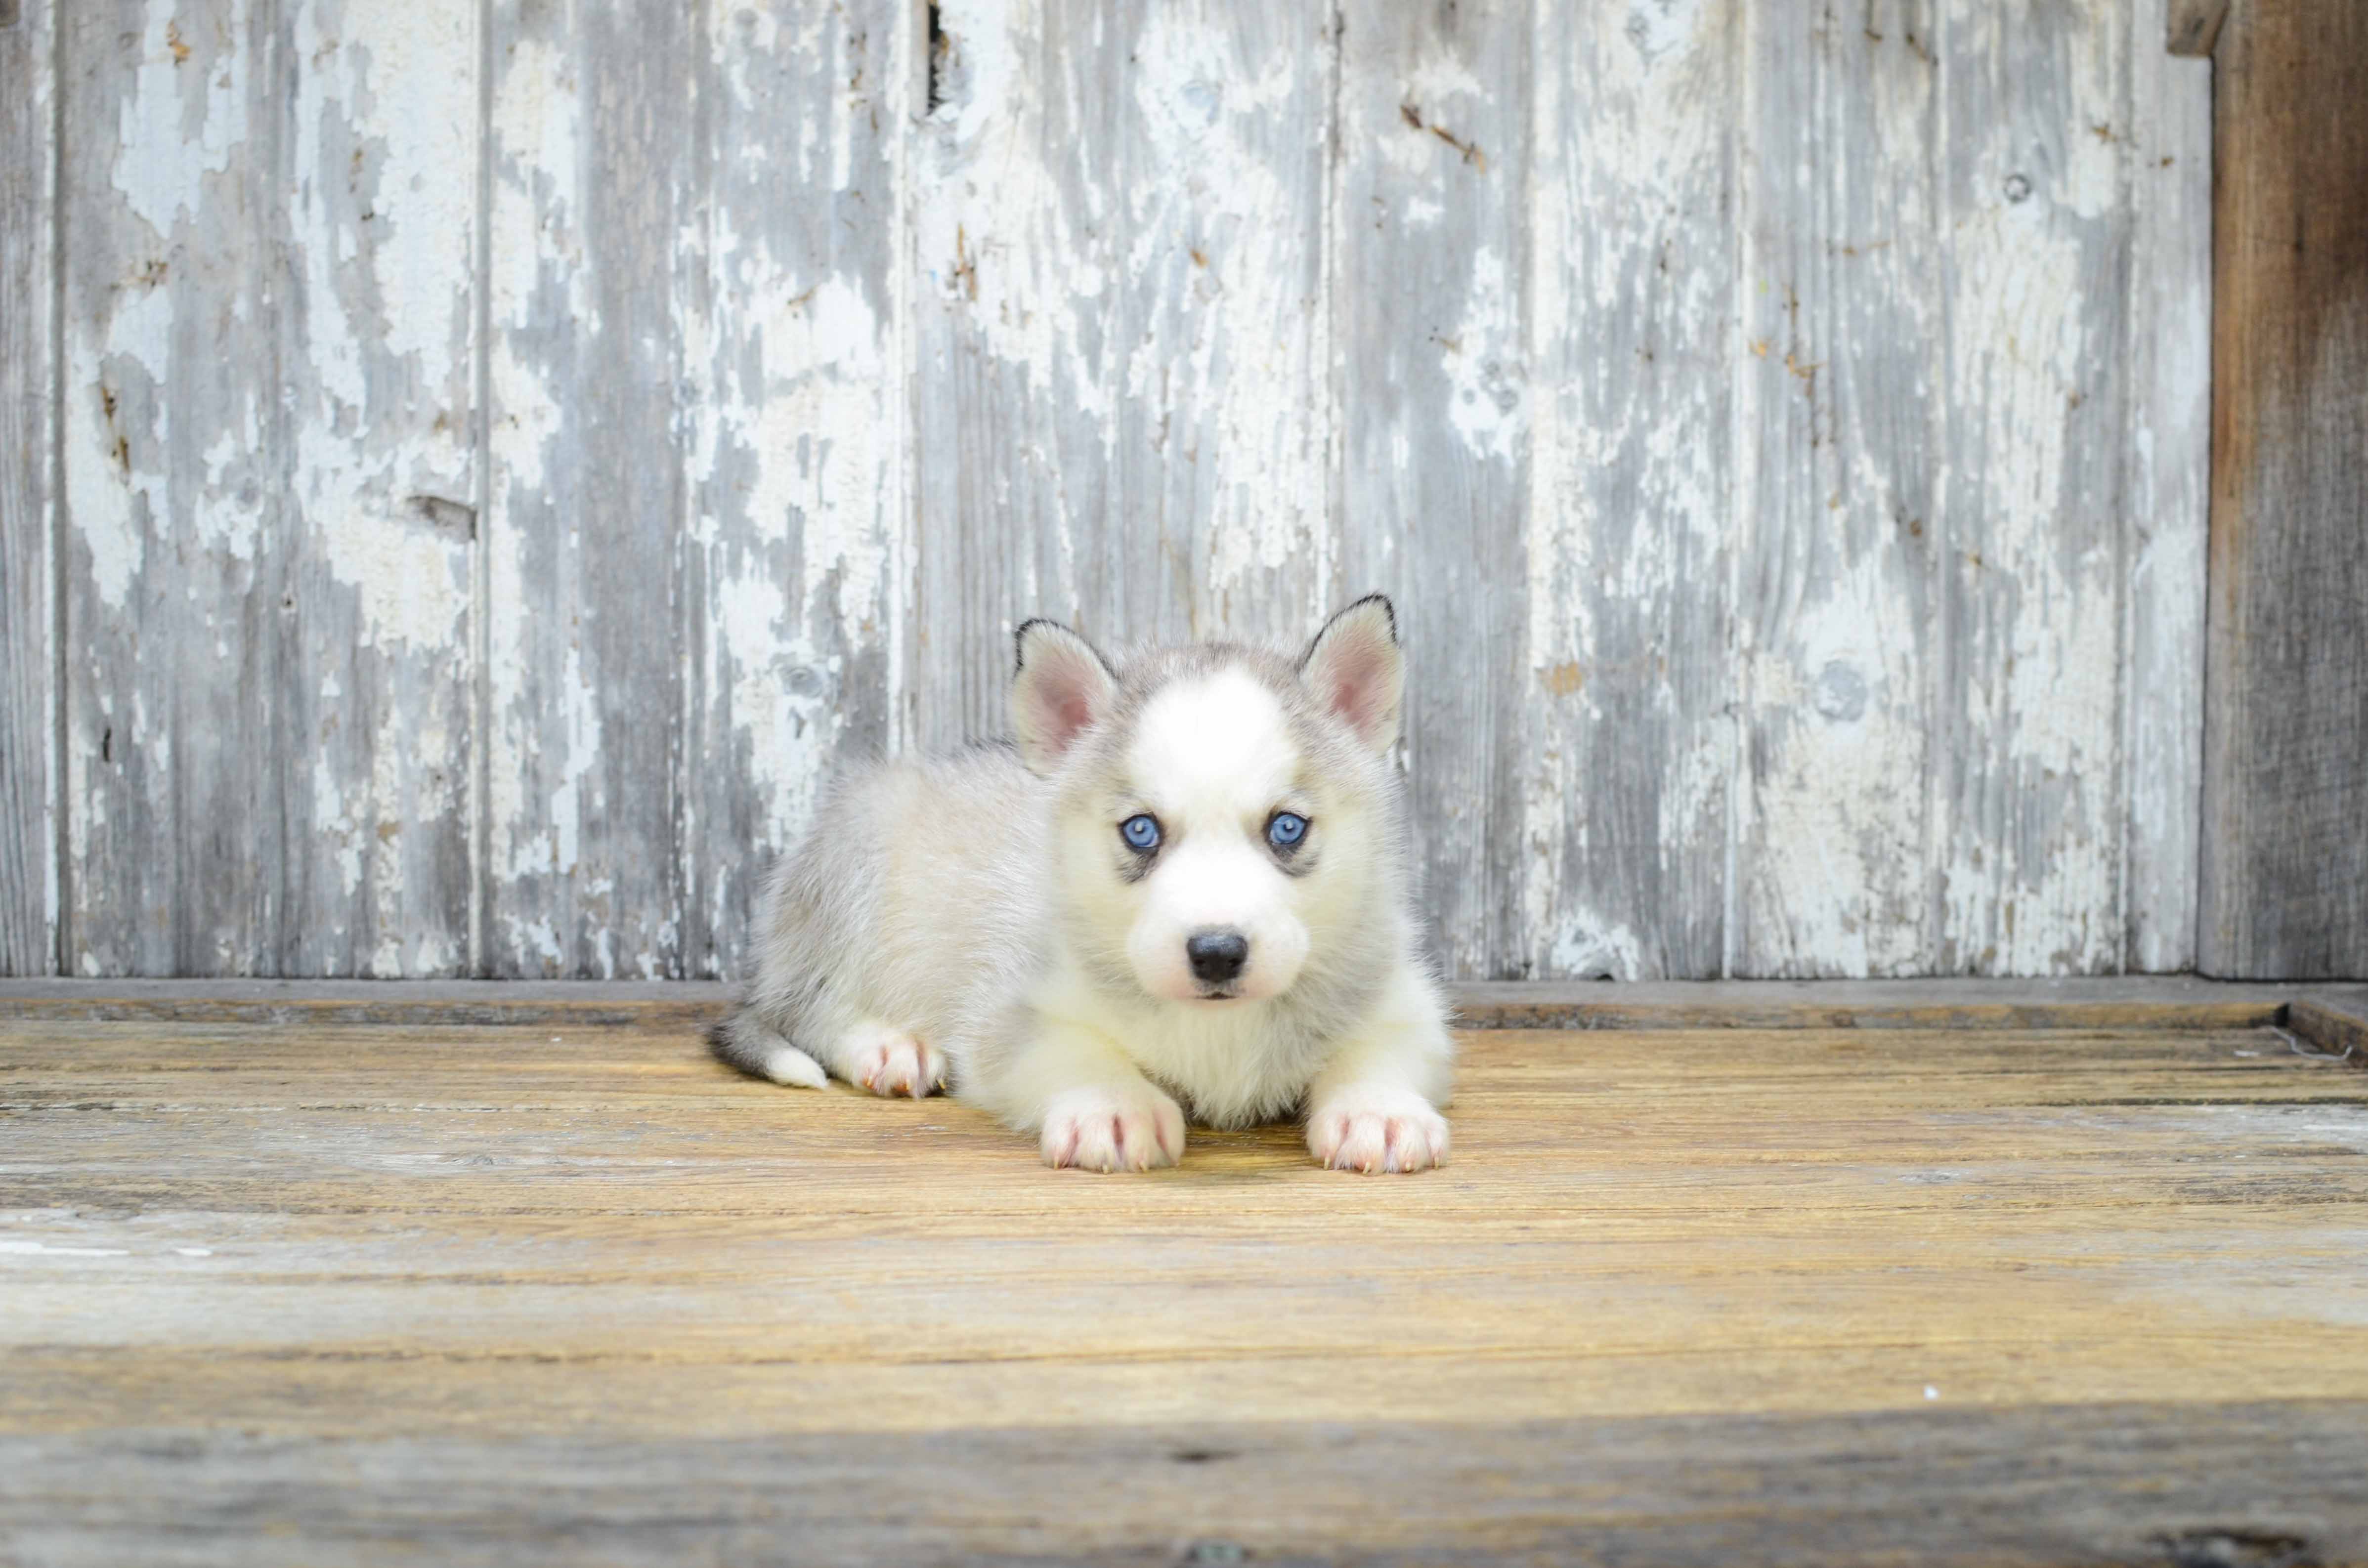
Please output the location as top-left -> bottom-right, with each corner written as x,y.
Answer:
1012,617 -> 1060,673
1013,618 -> 1116,678
1299,593 -> 1400,675
1322,593 -> 1395,647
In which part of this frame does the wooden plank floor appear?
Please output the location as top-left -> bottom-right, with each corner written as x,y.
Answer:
3,1002 -> 2367,1565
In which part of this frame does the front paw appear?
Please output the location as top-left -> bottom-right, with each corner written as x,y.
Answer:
1307,1085 -> 1449,1174
1039,1084 -> 1186,1173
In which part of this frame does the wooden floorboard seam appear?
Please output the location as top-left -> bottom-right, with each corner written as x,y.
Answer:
4,977 -> 2366,1037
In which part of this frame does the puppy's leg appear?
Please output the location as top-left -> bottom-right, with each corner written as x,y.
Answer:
1305,971 -> 1455,1175
710,1006 -> 943,1097
989,1021 -> 1185,1173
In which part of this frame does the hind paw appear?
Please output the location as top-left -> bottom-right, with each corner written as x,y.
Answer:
842,1022 -> 944,1098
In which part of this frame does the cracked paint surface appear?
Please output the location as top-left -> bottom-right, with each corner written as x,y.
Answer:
29,0 -> 2209,981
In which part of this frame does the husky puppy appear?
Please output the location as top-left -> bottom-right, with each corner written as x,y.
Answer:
709,595 -> 1453,1174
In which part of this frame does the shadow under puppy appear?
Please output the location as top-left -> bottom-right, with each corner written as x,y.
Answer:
711,595 -> 1453,1174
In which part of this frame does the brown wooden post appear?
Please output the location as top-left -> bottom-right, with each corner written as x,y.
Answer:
2196,0 -> 2368,977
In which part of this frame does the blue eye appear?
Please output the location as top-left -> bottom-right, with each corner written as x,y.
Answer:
1267,812 -> 1308,849
1120,814 -> 1162,852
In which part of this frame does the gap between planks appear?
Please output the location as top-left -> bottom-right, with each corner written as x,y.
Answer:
1,977 -> 2365,1051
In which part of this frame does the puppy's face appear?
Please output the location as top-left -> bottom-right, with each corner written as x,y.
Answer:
1070,667 -> 1331,1003
1011,599 -> 1403,1009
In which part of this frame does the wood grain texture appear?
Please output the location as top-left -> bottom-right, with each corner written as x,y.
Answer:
2287,995 -> 2368,1064
674,0 -> 909,978
1734,0 -> 1942,976
483,0 -> 695,978
26,0 -> 2228,983
6,1406 -> 2367,1568
1522,0 -> 1733,980
1930,0 -> 2129,974
60,0 -> 284,977
910,0 -> 1337,753
1335,0 -> 1530,978
2121,0 -> 2212,972
2197,0 -> 2368,979
58,0 -> 479,978
277,0 -> 480,976
2165,0 -> 2230,56
0,0 -> 55,975
3,1015 -> 2368,1561
1736,2 -> 2171,978
1,976 -> 2345,1031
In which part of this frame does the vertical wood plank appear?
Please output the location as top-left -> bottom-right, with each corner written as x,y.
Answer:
484,0 -> 692,976
2121,0 -> 2211,972
2199,0 -> 2368,978
1738,0 -> 2146,978
911,0 -> 1336,752
63,0 -> 282,974
1104,2 -> 1337,646
1521,0 -> 1733,979
25,0 -> 2218,982
0,0 -> 57,973
1335,0 -> 1531,978
60,0 -> 477,975
1927,0 -> 2130,974
676,0 -> 910,978
278,0 -> 479,975
910,0 -> 1114,749
1733,0 -> 1941,976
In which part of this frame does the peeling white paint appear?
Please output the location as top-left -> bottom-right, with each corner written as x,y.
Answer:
484,10 -> 590,972
1123,8 -> 1329,611
1930,0 -> 2126,974
112,1 -> 251,236
1519,1 -> 1730,978
2119,2 -> 2212,973
673,0 -> 912,973
290,0 -> 475,654
1548,915 -> 1646,981
1624,0 -> 1708,67
921,0 -> 1113,457
1441,245 -> 1526,464
48,0 -> 2209,982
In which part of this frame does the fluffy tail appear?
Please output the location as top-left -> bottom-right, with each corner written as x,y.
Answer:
707,1007 -> 828,1089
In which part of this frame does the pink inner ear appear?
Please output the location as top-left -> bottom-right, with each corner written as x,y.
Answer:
1325,647 -> 1388,739
1330,674 -> 1370,729
1020,640 -> 1111,763
1047,685 -> 1097,749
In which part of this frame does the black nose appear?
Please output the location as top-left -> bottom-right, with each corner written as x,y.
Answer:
1185,930 -> 1249,985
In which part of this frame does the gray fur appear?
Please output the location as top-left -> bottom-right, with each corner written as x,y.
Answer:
712,598 -> 1453,1165
709,743 -> 1045,1086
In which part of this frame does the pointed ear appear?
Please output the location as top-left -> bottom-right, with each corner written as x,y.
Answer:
1299,594 -> 1402,752
1011,619 -> 1118,775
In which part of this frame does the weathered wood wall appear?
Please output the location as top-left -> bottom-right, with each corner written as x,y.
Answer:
0,0 -> 58,975
3,0 -> 2220,980
2195,0 -> 2368,978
